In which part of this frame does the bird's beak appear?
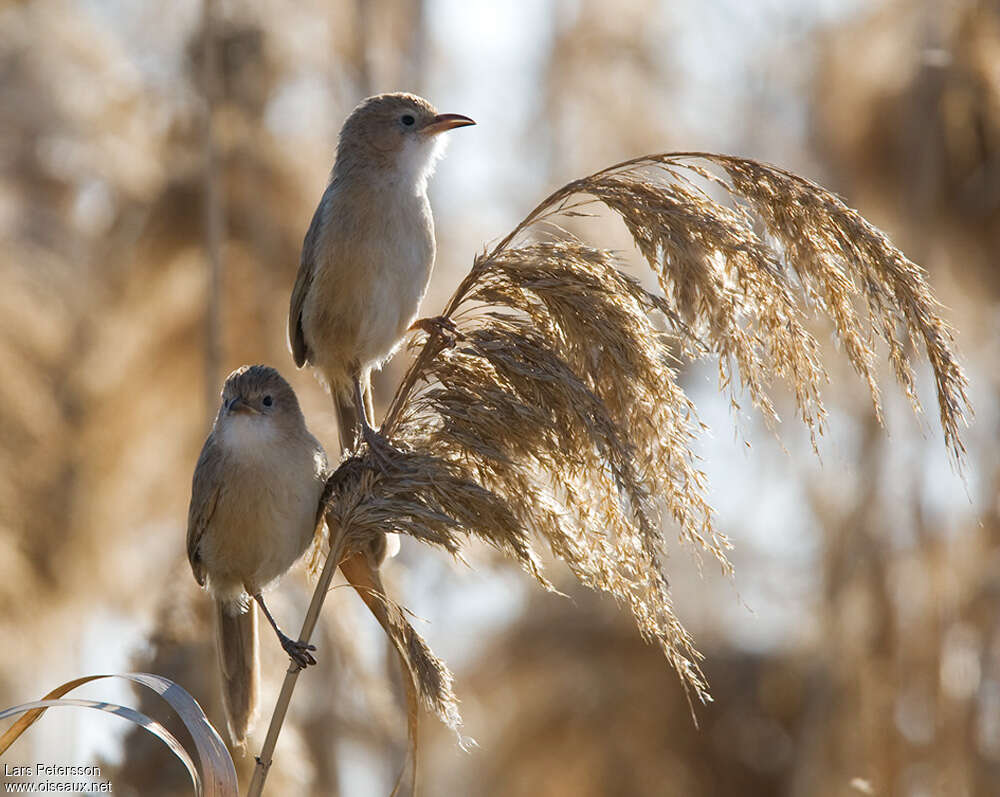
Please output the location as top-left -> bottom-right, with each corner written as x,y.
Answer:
421,113 -> 476,136
227,397 -> 258,415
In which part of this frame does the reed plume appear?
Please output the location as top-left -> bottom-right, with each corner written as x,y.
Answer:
318,152 -> 971,727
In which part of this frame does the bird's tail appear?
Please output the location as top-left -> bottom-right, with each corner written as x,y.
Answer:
215,599 -> 259,749
334,371 -> 373,455
334,372 -> 399,563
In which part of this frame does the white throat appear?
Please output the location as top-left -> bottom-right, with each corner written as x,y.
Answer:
220,413 -> 278,458
397,134 -> 448,196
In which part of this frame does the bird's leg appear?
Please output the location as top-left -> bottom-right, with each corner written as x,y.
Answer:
408,315 -> 462,348
353,374 -> 397,473
253,593 -> 316,669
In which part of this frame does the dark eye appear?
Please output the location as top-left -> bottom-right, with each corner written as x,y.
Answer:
401,114 -> 415,126
262,395 -> 273,407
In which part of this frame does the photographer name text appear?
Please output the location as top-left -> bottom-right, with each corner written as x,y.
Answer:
4,766 -> 101,779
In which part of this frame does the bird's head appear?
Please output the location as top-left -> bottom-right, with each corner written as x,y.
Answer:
217,365 -> 305,441
334,92 -> 475,192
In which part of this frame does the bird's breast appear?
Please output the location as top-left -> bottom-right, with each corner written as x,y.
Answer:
304,190 -> 436,379
200,436 -> 324,599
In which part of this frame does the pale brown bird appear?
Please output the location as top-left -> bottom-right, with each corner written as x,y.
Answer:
186,365 -> 328,745
288,92 -> 474,469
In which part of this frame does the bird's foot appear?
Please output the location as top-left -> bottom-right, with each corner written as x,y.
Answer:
409,315 -> 462,348
278,632 -> 317,669
361,423 -> 400,474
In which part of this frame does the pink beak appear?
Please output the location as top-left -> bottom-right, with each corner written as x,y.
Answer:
421,113 -> 476,136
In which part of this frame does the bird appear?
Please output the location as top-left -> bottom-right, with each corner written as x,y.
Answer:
186,364 -> 328,746
288,92 -> 475,473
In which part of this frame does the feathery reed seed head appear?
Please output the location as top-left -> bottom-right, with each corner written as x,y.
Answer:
321,152 -> 971,715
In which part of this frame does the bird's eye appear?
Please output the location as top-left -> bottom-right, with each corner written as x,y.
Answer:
401,114 -> 415,126
262,395 -> 273,407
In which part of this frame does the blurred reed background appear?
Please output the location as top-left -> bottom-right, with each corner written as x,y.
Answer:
0,0 -> 996,794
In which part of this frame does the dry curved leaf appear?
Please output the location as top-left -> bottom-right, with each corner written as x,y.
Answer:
0,672 -> 237,797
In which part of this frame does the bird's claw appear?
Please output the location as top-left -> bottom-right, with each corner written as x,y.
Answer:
409,315 -> 461,348
280,633 -> 317,669
361,423 -> 400,475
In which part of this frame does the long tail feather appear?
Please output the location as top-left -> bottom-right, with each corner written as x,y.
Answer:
334,372 -> 373,454
215,600 -> 259,748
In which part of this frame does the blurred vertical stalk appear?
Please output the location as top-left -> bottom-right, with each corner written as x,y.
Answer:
355,0 -> 373,95
247,523 -> 350,797
407,0 -> 428,95
202,0 -> 224,428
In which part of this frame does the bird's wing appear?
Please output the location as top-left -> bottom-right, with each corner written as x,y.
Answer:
186,437 -> 223,587
289,193 -> 329,368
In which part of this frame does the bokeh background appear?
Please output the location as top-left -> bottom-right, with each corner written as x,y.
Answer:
1,0 -> 998,794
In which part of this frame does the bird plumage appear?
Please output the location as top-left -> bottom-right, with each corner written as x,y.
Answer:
288,93 -> 473,460
186,365 -> 327,744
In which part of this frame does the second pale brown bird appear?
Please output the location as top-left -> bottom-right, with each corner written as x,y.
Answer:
288,92 -> 474,479
187,365 -> 327,745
